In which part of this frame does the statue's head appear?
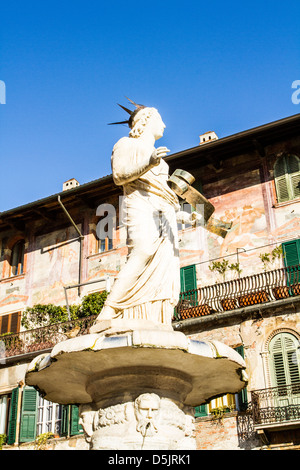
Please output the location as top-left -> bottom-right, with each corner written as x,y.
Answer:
129,107 -> 165,140
109,98 -> 165,140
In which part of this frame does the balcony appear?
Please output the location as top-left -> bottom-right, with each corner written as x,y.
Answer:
251,383 -> 300,431
0,315 -> 97,363
1,265 -> 300,361
174,264 -> 300,320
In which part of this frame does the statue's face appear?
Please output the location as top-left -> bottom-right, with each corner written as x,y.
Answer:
135,394 -> 160,437
136,396 -> 160,421
147,110 -> 166,140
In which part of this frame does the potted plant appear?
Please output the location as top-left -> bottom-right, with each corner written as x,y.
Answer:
178,303 -> 212,320
209,260 -> 241,311
209,259 -> 229,283
260,246 -> 290,300
34,432 -> 55,450
0,433 -> 7,450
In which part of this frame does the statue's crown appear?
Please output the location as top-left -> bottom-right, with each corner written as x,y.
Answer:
108,97 -> 146,128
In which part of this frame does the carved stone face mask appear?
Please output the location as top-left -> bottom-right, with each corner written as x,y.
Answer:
134,394 -> 160,437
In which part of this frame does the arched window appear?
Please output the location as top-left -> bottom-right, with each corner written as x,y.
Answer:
269,332 -> 300,389
274,154 -> 300,203
10,239 -> 25,276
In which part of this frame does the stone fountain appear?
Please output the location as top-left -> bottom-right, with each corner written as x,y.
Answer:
25,102 -> 247,450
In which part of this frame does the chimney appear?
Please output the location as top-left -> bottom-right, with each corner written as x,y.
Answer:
199,131 -> 218,145
63,178 -> 80,191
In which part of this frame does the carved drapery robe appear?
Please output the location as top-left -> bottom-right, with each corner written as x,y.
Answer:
104,135 -> 181,325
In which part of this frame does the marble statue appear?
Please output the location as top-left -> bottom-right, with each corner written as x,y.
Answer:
94,104 -> 200,327
25,100 -> 247,452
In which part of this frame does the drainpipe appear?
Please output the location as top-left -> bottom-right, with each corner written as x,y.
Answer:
58,196 -> 84,303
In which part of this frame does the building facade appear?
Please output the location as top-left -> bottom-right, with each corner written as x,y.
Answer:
0,114 -> 300,450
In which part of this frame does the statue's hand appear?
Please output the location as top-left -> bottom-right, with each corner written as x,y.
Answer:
150,146 -> 170,166
190,211 -> 203,226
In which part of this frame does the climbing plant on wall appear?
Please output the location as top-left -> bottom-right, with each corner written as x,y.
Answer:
21,291 -> 108,329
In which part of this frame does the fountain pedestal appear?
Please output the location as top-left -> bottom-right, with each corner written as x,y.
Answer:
25,320 -> 247,450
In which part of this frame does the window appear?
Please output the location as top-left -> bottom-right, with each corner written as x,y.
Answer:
7,386 -> 83,444
10,239 -> 25,276
194,345 -> 248,417
0,394 -> 9,435
0,312 -> 21,335
274,154 -> 300,203
99,236 -> 113,253
269,332 -> 300,389
36,396 -> 63,436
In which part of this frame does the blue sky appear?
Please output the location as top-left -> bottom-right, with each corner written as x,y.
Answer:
0,0 -> 299,212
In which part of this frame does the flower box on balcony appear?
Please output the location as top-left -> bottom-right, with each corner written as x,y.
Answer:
221,298 -> 238,311
238,290 -> 269,307
292,284 -> 300,296
179,304 -> 212,320
272,286 -> 290,300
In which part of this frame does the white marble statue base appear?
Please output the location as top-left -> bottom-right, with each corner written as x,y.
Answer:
25,321 -> 247,450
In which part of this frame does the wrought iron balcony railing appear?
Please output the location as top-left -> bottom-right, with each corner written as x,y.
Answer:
1,265 -> 300,360
251,383 -> 300,427
174,264 -> 300,321
0,315 -> 97,360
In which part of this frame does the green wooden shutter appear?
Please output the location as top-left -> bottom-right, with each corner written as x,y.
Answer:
195,404 -> 208,417
60,405 -> 69,437
275,156 -> 290,203
283,240 -> 300,267
19,387 -> 38,443
274,155 -> 300,203
282,239 -> 300,286
269,333 -> 300,388
235,346 -> 248,411
180,265 -> 197,292
289,155 -> 300,199
7,387 -> 19,445
180,265 -> 197,307
70,405 -> 83,435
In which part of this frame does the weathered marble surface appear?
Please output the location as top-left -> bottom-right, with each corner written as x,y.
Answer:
25,324 -> 247,449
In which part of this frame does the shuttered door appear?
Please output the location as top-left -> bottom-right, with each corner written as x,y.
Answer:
269,333 -> 300,409
0,312 -> 20,334
70,405 -> 83,435
180,265 -> 197,292
235,346 -> 248,410
60,405 -> 69,437
270,333 -> 300,388
0,315 -> 9,335
282,239 -> 300,286
7,387 -> 19,445
19,387 -> 38,443
180,265 -> 197,306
